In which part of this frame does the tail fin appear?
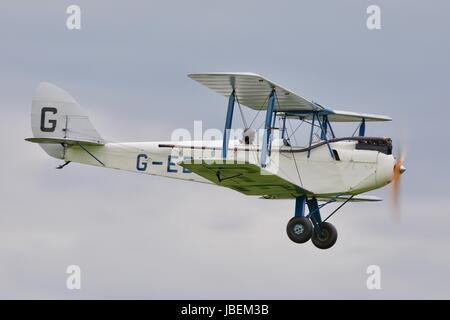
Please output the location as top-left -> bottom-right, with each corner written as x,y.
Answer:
27,82 -> 104,159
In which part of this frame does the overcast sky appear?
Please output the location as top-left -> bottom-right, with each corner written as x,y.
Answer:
1,0 -> 449,299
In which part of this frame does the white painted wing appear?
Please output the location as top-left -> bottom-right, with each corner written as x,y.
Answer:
188,72 -> 321,112
287,110 -> 391,122
189,72 -> 391,122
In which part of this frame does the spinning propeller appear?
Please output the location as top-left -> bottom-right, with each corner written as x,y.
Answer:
390,145 -> 407,221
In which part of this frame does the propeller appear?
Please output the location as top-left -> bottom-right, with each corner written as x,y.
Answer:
390,145 -> 407,221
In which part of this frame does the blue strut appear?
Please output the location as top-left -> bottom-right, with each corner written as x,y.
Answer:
260,90 -> 276,167
295,196 -> 306,217
222,90 -> 235,159
359,118 -> 366,137
320,116 -> 328,140
307,198 -> 322,230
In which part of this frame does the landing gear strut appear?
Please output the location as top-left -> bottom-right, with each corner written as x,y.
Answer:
286,196 -> 338,250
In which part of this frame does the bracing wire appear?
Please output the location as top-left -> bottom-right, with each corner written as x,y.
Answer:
248,94 -> 270,128
287,119 -> 299,146
234,93 -> 248,129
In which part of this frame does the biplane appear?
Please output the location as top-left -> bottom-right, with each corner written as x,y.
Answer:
26,72 -> 405,249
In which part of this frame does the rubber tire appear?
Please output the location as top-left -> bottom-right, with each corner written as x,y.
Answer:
286,217 -> 313,243
311,222 -> 338,249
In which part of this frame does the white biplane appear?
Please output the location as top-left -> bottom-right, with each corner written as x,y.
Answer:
26,73 -> 405,249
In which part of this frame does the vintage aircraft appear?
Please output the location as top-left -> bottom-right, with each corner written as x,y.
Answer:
26,72 -> 405,249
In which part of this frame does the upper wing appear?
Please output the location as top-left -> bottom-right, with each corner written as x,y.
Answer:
287,110 -> 391,122
179,159 -> 311,198
188,72 -> 321,112
326,110 -> 391,122
189,72 -> 391,122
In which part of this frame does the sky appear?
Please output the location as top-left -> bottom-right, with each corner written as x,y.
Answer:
0,0 -> 449,299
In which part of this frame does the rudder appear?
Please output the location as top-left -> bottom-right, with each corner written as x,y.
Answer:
30,82 -> 104,159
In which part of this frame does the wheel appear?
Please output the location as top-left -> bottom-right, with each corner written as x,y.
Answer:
311,222 -> 338,249
286,217 -> 313,243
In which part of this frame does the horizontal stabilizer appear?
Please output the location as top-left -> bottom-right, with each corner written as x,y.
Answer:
25,137 -> 104,146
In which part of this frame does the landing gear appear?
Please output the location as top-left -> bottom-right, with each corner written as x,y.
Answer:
286,196 -> 340,250
286,217 -> 312,243
311,222 -> 338,250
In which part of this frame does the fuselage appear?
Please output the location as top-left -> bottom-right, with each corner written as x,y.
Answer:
62,137 -> 395,197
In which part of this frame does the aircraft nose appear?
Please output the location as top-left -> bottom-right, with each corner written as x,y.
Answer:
400,165 -> 406,174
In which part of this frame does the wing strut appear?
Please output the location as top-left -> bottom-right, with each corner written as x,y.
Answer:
260,89 -> 276,167
222,90 -> 235,159
316,114 -> 335,159
359,118 -> 366,136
